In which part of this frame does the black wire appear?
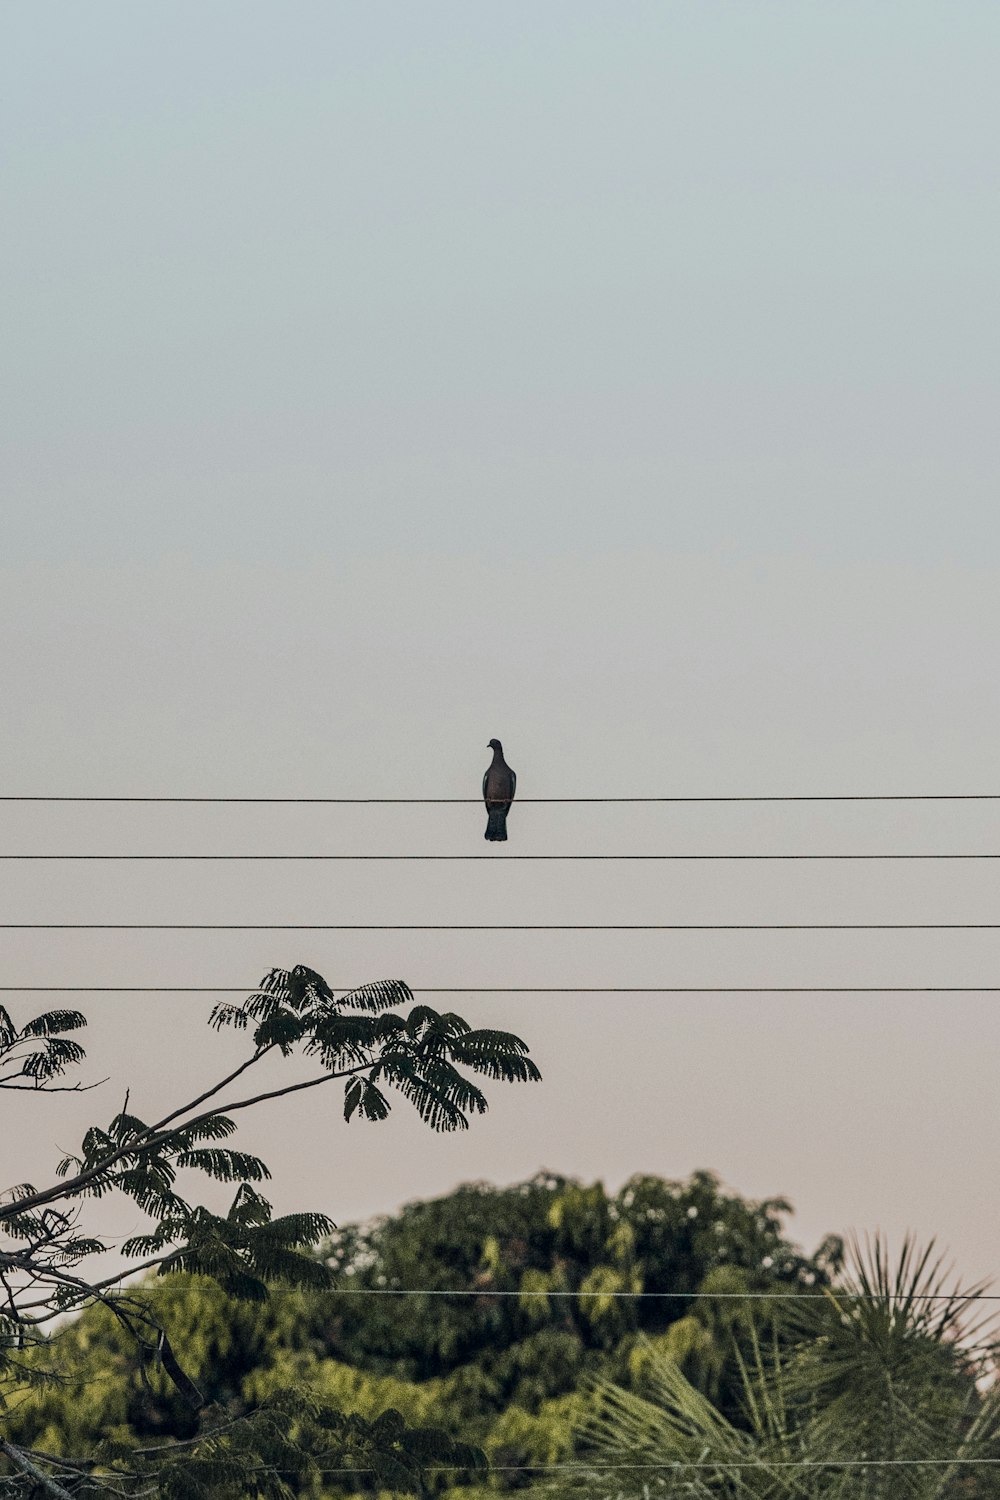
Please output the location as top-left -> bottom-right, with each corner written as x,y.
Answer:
315,1460 -> 1000,1472
4,794 -> 1000,803
3,985 -> 999,994
4,923 -> 1000,931
89,1286 -> 1000,1302
4,852 -> 1000,861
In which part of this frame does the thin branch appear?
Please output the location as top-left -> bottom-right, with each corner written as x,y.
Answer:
15,1252 -> 185,1319
130,1411 -> 249,1457
0,1078 -> 107,1094
0,1046 -> 276,1223
0,1438 -> 77,1499
145,1043 -> 275,1139
0,1263 -> 23,1339
3,1447 -> 98,1479
7,1063 -> 373,1321
180,1057 -> 375,1132
2,1053 -> 374,1227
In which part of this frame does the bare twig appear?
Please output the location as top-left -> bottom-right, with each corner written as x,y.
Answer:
0,1046 -> 279,1223
0,1438 -> 77,1499
0,1078 -> 108,1094
0,1054 -> 372,1224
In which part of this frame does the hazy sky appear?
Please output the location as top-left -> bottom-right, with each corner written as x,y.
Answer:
3,3 -> 1000,1289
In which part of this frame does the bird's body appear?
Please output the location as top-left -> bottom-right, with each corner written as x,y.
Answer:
483,739 -> 516,841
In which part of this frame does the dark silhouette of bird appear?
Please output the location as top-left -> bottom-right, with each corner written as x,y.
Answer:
483,739 -> 516,842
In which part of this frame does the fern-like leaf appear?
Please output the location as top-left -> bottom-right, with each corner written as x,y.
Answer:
338,978 -> 414,1013
19,1009 -> 88,1037
176,1148 -> 271,1182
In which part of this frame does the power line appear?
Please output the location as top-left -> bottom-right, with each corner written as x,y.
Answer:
4,923 -> 1000,931
28,1458 -> 1000,1478
345,1462 -> 1000,1476
4,851 -> 1000,861
17,1442 -> 1000,1483
20,1447 -> 1000,1480
118,1457 -> 997,1480
48,1460 -> 1000,1478
98,1286 -> 1000,1302
4,985 -> 1000,994
4,793 -> 1000,803
307,1288 -> 1000,1301
23,1456 -> 1000,1479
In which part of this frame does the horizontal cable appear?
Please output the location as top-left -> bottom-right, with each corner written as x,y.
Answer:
321,1459 -> 1000,1472
22,1447 -> 1000,1479
24,1455 -> 1000,1478
338,1288 -> 1000,1301
4,851 -> 1000,860
103,1285 -> 999,1301
26,1457 -> 1000,1478
4,985 -> 1000,994
416,1462 -> 1000,1475
4,793 -> 1000,803
18,1447 -> 1000,1481
4,923 -> 1000,931
30,1457 -> 1000,1476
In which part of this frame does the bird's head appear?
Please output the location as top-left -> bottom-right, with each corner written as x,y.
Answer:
488,738 -> 502,752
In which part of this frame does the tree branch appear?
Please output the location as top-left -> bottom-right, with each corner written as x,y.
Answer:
0,1438 -> 77,1499
0,1045 -> 278,1223
1,1056 -> 373,1230
178,1057 -> 375,1133
16,1251 -> 186,1324
0,1078 -> 108,1094
145,1042 -> 276,1139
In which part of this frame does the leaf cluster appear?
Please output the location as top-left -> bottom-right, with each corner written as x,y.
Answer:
3,1168 -> 838,1493
213,968 -> 540,1132
0,967 -> 542,1496
570,1233 -> 1000,1500
0,1004 -> 88,1090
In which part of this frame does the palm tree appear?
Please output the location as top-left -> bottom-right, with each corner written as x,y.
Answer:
562,1236 -> 1000,1499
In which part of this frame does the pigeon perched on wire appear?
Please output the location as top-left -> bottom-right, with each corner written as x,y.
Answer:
483,739 -> 516,842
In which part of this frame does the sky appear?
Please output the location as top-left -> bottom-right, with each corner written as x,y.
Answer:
2,2 -> 1000,1291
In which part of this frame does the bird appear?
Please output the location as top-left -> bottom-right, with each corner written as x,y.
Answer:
483,739 -> 516,842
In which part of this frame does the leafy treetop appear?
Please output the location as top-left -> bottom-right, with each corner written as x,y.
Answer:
0,966 -> 540,1497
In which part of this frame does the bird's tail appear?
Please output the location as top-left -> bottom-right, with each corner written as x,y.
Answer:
485,806 -> 508,842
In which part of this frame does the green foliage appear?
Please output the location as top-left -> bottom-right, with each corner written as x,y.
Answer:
4,1169 -> 841,1494
318,1169 -> 836,1391
212,969 -> 540,1136
0,970 -> 542,1495
569,1233 -> 1000,1499
17,1177 -> 991,1497
10,981 -> 976,1500
0,1002 -> 87,1088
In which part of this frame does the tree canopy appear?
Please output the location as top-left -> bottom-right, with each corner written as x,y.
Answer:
4,1165 -> 848,1494
570,1234 -> 1000,1498
5,981 -> 997,1497
0,967 -> 541,1496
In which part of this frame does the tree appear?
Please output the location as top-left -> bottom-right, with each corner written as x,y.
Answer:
0,966 -> 541,1496
1,1167 -> 845,1492
567,1235 -> 1000,1499
316,1169 -> 841,1409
